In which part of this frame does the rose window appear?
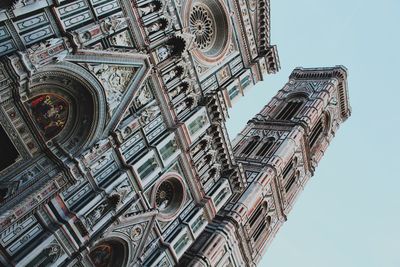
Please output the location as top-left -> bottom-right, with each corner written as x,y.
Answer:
187,0 -> 231,64
154,175 -> 185,220
155,180 -> 174,210
190,5 -> 214,50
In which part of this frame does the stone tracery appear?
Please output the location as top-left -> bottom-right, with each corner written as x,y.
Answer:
186,0 -> 231,64
190,5 -> 214,50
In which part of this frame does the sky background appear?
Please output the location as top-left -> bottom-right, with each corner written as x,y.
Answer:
226,0 -> 400,266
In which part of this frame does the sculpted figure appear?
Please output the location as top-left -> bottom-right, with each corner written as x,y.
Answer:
163,66 -> 184,83
157,45 -> 171,61
138,1 -> 162,16
169,82 -> 190,98
146,18 -> 168,34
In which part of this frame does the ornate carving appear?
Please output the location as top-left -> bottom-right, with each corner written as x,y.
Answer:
162,65 -> 184,84
100,15 -> 127,35
139,104 -> 159,124
87,64 -> 136,116
131,224 -> 144,241
134,85 -> 153,108
146,18 -> 169,35
190,5 -> 214,50
23,38 -> 70,69
85,194 -> 120,228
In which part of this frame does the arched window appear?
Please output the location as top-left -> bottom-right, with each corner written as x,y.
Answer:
89,239 -> 128,267
285,170 -> 299,193
248,200 -> 271,243
241,136 -> 261,156
255,137 -> 275,157
248,202 -> 268,228
28,94 -> 69,140
309,112 -> 330,150
309,119 -> 323,148
275,94 -> 307,121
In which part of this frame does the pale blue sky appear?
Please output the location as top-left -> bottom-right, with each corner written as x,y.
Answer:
226,0 -> 400,266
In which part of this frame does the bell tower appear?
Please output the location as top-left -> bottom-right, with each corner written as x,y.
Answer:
181,66 -> 351,266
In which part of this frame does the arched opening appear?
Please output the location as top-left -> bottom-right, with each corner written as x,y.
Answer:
255,137 -> 275,157
309,112 -> 330,149
241,136 -> 261,156
26,65 -> 106,155
28,94 -> 69,140
89,239 -> 128,267
275,93 -> 308,121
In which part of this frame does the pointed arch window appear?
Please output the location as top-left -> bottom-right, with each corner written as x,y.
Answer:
248,202 -> 268,228
275,94 -> 308,121
309,119 -> 324,148
255,137 -> 275,157
282,158 -> 298,192
284,172 -> 297,193
241,136 -> 261,156
247,202 -> 271,243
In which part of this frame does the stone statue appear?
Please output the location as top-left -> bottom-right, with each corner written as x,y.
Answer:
169,82 -> 190,99
157,45 -> 171,61
101,15 -> 126,35
138,1 -> 162,17
146,18 -> 169,34
162,66 -> 184,83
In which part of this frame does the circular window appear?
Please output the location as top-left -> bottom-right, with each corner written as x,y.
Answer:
154,175 -> 185,220
187,0 -> 231,64
190,5 -> 214,50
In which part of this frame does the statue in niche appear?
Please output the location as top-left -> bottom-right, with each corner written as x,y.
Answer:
146,18 -> 169,34
175,94 -> 197,114
101,15 -> 126,35
162,65 -> 184,84
196,152 -> 215,169
156,45 -> 172,61
26,242 -> 62,266
157,36 -> 186,61
138,0 -> 162,17
134,85 -> 153,108
110,31 -> 132,47
169,82 -> 190,99
114,180 -> 130,204
191,137 -> 210,155
85,195 -> 120,227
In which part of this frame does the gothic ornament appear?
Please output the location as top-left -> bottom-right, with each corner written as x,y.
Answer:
184,0 -> 232,64
153,173 -> 185,221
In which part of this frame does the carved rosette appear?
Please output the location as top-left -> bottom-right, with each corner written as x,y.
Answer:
183,0 -> 232,65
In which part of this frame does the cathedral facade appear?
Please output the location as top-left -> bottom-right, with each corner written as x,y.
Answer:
0,0 -> 350,266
